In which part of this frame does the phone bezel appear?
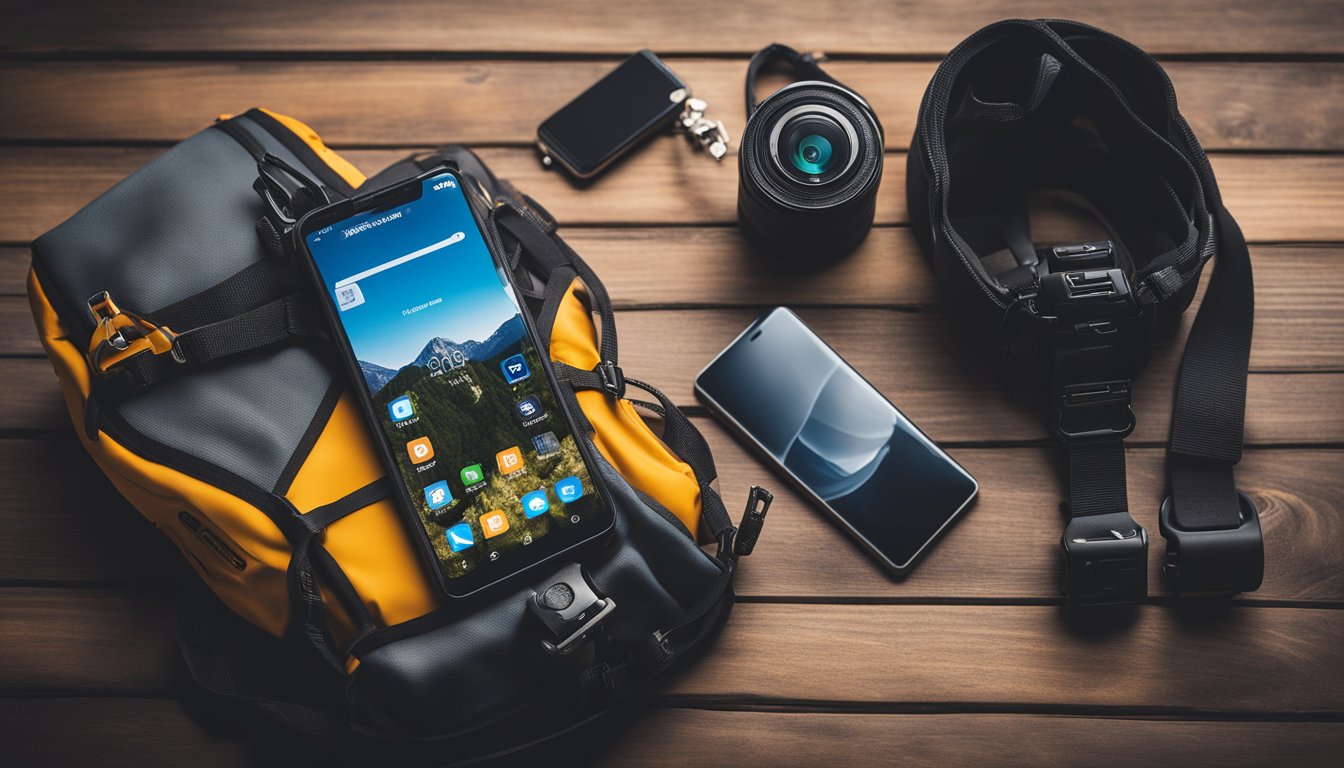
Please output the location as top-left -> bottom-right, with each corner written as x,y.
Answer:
693,307 -> 978,573
536,49 -> 687,179
295,167 -> 616,599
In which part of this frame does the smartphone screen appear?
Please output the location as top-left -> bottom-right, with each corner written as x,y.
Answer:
303,171 -> 610,595
537,50 -> 686,178
695,308 -> 977,571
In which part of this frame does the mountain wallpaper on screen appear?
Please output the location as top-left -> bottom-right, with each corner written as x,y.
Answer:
360,313 -> 587,579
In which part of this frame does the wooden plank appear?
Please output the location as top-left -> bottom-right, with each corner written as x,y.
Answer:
3,61 -> 1342,152
0,699 -> 252,768
0,589 -> 177,695
5,587 -> 1341,713
4,425 -> 1340,603
0,437 -> 173,582
3,343 -> 1341,444
4,145 -> 1341,241
601,711 -> 1344,768
0,246 -> 27,295
9,241 -> 1344,370
708,433 -> 1344,603
662,603 -> 1344,712
3,0 -> 1342,55
1,701 -> 1339,768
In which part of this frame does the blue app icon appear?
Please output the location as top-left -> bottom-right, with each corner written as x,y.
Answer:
515,395 -> 544,423
501,354 -> 531,384
424,480 -> 453,510
445,523 -> 475,553
388,395 -> 415,422
521,489 -> 550,519
555,475 -> 584,504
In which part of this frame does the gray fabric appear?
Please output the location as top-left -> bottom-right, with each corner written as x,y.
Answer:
32,126 -> 270,321
117,345 -> 330,491
31,116 -> 341,491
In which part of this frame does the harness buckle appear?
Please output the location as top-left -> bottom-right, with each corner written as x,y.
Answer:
1061,511 -> 1148,605
1055,379 -> 1135,442
596,360 -> 626,399
1159,492 -> 1264,597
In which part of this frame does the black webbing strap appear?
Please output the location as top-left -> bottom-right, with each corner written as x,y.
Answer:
745,43 -> 839,113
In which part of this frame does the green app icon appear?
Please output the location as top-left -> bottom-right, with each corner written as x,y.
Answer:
460,464 -> 484,486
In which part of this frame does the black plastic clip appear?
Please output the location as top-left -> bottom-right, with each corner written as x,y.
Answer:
1159,492 -> 1264,597
733,486 -> 773,557
596,360 -> 626,399
528,562 -> 616,656
1055,380 -> 1136,442
1061,511 -> 1148,605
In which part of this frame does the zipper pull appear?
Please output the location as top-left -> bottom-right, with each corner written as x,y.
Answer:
733,486 -> 773,557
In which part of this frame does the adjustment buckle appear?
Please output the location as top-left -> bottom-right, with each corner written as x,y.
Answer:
529,563 -> 616,655
1159,492 -> 1264,597
1061,511 -> 1148,605
1055,380 -> 1135,442
1038,267 -> 1140,334
596,360 -> 626,399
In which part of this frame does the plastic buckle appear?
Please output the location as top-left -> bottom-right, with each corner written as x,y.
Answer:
529,563 -> 616,656
1061,511 -> 1148,605
1055,380 -> 1135,442
596,360 -> 626,399
1038,267 -> 1139,335
1159,492 -> 1264,597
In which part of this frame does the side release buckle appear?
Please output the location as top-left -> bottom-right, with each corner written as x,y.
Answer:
1061,511 -> 1148,605
1159,492 -> 1264,597
529,563 -> 616,655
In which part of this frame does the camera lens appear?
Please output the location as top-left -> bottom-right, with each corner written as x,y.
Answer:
739,82 -> 883,262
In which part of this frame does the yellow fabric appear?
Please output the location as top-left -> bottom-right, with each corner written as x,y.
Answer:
549,280 -> 704,534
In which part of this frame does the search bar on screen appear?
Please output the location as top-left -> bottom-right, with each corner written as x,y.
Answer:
335,231 -> 465,288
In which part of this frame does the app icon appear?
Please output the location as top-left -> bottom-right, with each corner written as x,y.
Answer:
335,282 -> 365,312
532,431 -> 560,457
406,436 -> 434,464
460,463 -> 484,487
515,396 -> 545,424
521,489 -> 550,519
445,523 -> 474,553
480,510 -> 510,539
424,480 -> 452,510
556,475 -> 584,503
388,394 -> 415,422
501,354 -> 531,384
496,446 -> 524,475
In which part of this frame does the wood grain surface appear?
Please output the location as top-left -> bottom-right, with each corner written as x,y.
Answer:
3,0 -> 1342,764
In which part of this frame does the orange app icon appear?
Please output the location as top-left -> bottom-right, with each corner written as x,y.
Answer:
496,446 -> 524,475
480,510 -> 510,539
406,436 -> 434,464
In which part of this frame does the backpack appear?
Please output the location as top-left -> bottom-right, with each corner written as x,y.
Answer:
28,108 -> 768,759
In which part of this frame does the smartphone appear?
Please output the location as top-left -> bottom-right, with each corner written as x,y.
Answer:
694,308 -> 978,573
297,168 -> 614,598
536,49 -> 688,180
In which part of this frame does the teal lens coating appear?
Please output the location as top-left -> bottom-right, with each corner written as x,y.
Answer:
791,134 -> 834,175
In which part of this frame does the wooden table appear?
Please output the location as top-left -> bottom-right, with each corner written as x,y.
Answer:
2,1 -> 1342,765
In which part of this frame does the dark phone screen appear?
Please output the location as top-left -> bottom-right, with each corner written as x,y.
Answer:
539,51 -> 684,175
696,309 -> 977,568
303,173 -> 607,585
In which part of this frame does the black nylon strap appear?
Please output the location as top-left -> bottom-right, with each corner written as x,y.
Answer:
173,293 -> 325,366
1166,202 -> 1254,531
1067,441 -> 1129,517
745,43 -> 839,113
297,478 -> 392,534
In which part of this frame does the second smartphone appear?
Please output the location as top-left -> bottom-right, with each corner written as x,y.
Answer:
695,308 -> 977,573
297,169 -> 614,599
